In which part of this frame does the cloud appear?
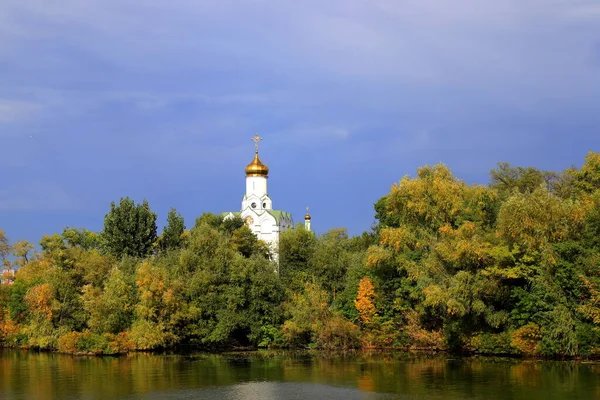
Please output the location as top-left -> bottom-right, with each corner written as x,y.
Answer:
2,0 -> 597,79
2,1 -> 598,99
0,0 -> 598,241
0,100 -> 41,123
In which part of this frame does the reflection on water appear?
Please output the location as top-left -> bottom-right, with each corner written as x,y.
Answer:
1,349 -> 599,400
141,382 -> 398,400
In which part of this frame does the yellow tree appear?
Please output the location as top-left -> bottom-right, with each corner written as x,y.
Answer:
497,185 -> 586,255
23,283 -> 56,348
354,277 -> 376,324
386,164 -> 465,232
573,151 -> 600,194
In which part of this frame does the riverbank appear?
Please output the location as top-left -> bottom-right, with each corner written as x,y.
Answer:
3,340 -> 600,361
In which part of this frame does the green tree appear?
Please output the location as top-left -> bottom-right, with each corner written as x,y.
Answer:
278,225 -> 316,292
101,197 -> 158,258
159,208 -> 186,252
490,162 -> 546,197
231,225 -> 270,258
374,195 -> 401,230
62,227 -> 100,250
309,228 -> 352,299
82,268 -> 135,334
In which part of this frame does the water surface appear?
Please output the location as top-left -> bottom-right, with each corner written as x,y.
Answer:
1,349 -> 599,399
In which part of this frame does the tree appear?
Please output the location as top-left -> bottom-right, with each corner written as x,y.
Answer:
374,196 -> 401,230
490,163 -> 545,196
355,277 -> 376,324
278,225 -> 316,292
0,229 -> 11,269
101,197 -> 158,258
385,164 -> 466,232
159,208 -> 185,252
62,227 -> 100,250
309,228 -> 352,298
83,268 -> 135,334
496,185 -> 583,253
12,240 -> 34,268
282,282 -> 359,349
231,225 -> 265,258
573,151 -> 600,194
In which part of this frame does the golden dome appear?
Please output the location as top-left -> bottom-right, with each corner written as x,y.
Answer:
245,153 -> 269,177
305,207 -> 311,220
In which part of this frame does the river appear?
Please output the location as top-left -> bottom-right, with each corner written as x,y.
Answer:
1,349 -> 599,399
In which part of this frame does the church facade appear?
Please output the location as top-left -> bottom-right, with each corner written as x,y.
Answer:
222,134 -> 309,252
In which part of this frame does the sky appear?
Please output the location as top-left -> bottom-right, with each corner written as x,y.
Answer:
1,0 -> 600,245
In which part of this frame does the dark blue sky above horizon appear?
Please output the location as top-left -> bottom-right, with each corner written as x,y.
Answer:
1,0 -> 600,245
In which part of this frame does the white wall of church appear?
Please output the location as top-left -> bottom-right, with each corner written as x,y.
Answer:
246,176 -> 267,198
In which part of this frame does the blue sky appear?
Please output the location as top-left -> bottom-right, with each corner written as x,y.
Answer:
1,0 -> 599,244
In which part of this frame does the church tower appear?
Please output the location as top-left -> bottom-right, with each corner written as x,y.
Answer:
241,133 -> 272,213
223,133 -> 294,254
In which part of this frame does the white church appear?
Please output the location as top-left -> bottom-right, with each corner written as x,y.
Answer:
222,133 -> 311,252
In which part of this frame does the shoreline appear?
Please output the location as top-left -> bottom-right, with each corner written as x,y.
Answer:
3,344 -> 600,361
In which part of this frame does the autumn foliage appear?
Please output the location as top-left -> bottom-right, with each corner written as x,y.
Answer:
2,151 -> 600,356
355,277 -> 376,324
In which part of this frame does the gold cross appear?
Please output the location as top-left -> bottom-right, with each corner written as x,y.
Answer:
306,206 -> 310,214
251,132 -> 263,154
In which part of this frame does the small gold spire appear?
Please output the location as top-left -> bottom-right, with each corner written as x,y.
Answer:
305,206 -> 311,220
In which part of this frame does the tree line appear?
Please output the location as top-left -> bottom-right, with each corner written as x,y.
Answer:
1,151 -> 600,357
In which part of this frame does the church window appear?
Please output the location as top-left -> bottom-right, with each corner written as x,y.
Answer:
263,202 -> 267,208
251,202 -> 257,208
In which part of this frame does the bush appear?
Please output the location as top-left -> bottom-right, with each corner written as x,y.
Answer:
57,331 -> 81,354
360,319 -> 410,349
511,323 -> 541,355
539,306 -> 578,357
576,323 -> 600,356
469,332 -> 514,355
129,320 -> 175,350
257,324 -> 286,348
57,331 -> 134,355
315,314 -> 361,350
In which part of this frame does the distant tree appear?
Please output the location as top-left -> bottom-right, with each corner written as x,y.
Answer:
62,227 -> 100,250
490,162 -> 546,197
101,197 -> 158,258
195,212 -> 224,229
12,240 -> 34,268
0,229 -> 11,269
159,208 -> 185,252
194,212 -> 245,235
221,215 -> 245,234
490,162 -> 578,199
572,151 -> 600,194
